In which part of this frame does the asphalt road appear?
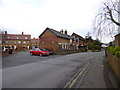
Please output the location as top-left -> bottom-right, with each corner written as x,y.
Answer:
2,50 -> 62,68
2,51 -> 104,88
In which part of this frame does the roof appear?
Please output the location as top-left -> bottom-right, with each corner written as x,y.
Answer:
2,33 -> 31,40
72,32 -> 84,40
39,27 -> 71,39
115,33 -> 120,37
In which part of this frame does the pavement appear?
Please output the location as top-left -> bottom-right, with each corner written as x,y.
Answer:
76,51 -> 119,88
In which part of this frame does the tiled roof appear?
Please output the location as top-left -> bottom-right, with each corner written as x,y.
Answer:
46,27 -> 71,39
72,32 -> 84,40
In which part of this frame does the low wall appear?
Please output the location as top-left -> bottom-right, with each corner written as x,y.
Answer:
106,52 -> 120,85
57,49 -> 82,55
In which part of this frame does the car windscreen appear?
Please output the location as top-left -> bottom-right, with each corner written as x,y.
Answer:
41,49 -> 48,51
36,49 -> 41,51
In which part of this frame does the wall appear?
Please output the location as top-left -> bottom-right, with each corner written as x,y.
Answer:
40,30 -> 60,53
39,30 -> 71,53
106,52 -> 120,85
115,34 -> 120,46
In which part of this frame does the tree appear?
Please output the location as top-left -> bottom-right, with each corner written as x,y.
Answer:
94,0 -> 120,38
85,32 -> 93,42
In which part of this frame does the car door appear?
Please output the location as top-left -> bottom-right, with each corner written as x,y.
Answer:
36,49 -> 41,55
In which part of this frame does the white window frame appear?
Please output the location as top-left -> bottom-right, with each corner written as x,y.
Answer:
16,37 -> 19,39
25,37 -> 28,39
23,41 -> 26,44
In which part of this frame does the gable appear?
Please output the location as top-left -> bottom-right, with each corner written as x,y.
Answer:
39,29 -> 57,38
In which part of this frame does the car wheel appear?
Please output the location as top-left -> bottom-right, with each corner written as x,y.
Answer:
30,53 -> 33,55
39,53 -> 42,56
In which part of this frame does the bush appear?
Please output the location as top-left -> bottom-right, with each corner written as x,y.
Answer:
107,46 -> 120,58
94,45 -> 101,50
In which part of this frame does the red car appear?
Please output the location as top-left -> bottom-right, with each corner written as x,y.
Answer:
30,48 -> 49,56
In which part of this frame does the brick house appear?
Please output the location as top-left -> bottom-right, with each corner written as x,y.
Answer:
39,27 -> 86,53
39,27 -> 73,53
71,33 -> 86,49
115,33 -> 120,46
2,31 -> 31,51
31,38 -> 40,48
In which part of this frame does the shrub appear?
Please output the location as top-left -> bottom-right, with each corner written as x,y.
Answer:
107,46 -> 120,58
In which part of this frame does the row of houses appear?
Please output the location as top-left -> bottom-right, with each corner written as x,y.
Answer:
1,31 -> 39,51
1,27 -> 87,54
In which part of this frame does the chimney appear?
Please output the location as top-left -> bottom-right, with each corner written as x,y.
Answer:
60,29 -> 63,33
5,31 -> 7,34
65,29 -> 67,35
22,32 -> 24,35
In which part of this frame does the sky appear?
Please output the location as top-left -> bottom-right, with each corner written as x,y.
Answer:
0,0 -> 113,43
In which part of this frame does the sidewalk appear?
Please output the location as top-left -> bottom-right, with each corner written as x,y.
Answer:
78,53 -> 118,88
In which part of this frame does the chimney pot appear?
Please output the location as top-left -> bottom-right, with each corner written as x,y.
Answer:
60,29 -> 63,33
65,30 -> 67,35
5,31 -> 7,34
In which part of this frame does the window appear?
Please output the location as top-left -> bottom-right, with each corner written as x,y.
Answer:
25,37 -> 28,39
9,41 -> 12,43
27,41 -> 30,44
62,43 -> 64,49
65,43 -> 67,49
70,39 -> 72,44
18,41 -> 21,44
16,37 -> 19,39
23,41 -> 26,44
52,41 -> 54,43
58,43 -> 62,49
8,37 -> 10,39
5,41 -> 8,43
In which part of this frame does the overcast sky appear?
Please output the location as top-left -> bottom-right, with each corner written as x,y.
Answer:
0,0 -> 113,43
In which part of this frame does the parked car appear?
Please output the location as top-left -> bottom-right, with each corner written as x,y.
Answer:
40,48 -> 54,55
30,48 -> 49,56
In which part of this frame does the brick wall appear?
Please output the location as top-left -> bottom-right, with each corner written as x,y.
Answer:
39,30 -> 70,53
106,52 -> 120,85
115,34 -> 120,46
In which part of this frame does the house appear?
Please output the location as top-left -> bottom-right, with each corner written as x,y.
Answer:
39,27 -> 86,53
115,33 -> 120,46
39,27 -> 73,53
2,31 -> 31,51
31,37 -> 40,48
71,33 -> 86,49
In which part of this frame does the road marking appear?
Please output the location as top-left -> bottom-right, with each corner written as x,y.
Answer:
64,60 -> 93,88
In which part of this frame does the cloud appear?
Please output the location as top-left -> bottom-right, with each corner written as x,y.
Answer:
0,0 -> 107,42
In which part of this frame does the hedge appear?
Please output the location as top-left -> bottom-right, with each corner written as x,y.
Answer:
107,46 -> 120,58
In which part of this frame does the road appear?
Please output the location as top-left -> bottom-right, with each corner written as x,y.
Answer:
2,51 -> 104,88
2,50 -> 62,68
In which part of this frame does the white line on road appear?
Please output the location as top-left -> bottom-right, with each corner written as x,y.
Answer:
64,60 -> 94,88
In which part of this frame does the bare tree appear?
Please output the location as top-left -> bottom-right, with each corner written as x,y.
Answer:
94,0 -> 120,39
